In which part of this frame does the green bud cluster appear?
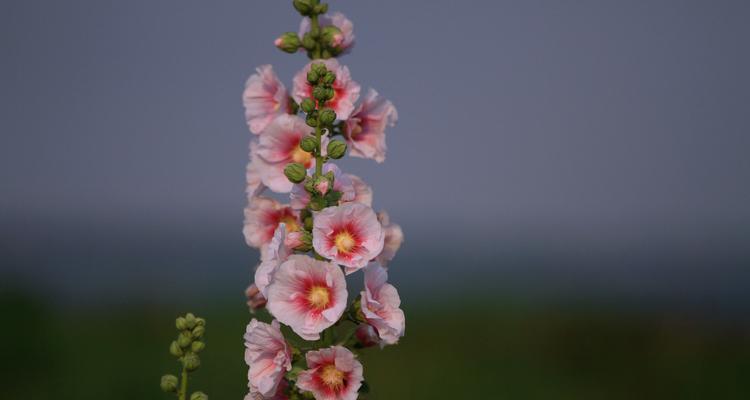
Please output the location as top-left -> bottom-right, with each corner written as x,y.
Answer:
288,0 -> 342,59
161,313 -> 208,400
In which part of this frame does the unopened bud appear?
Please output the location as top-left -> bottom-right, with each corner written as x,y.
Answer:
178,332 -> 192,348
287,231 -> 312,251
184,353 -> 201,372
161,374 -> 179,393
314,176 -> 331,195
192,325 -> 205,339
184,313 -> 196,329
314,3 -> 328,14
301,33 -> 316,51
322,71 -> 336,85
275,32 -> 301,53
304,216 -> 314,231
300,98 -> 315,114
311,63 -> 327,75
312,86 -> 329,102
319,108 -> 336,125
169,340 -> 183,357
191,341 -> 205,353
321,26 -> 343,49
284,163 -> 307,183
191,391 -> 208,400
306,69 -> 320,84
305,113 -> 319,127
327,140 -> 347,159
292,0 -> 312,15
300,136 -> 318,152
195,317 -> 206,327
176,317 -> 187,330
355,324 -> 380,348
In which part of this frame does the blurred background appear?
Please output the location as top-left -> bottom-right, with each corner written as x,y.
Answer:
2,0 -> 750,398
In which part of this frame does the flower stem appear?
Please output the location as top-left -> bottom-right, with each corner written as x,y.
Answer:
178,365 -> 188,400
315,124 -> 323,178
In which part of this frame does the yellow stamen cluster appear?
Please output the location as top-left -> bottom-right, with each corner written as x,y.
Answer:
334,231 -> 356,253
319,364 -> 345,390
307,286 -> 331,310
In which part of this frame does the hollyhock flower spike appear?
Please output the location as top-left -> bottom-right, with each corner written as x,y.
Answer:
243,65 -> 289,135
296,346 -> 363,400
344,88 -> 398,163
243,196 -> 300,252
292,58 -> 360,120
376,211 -> 404,267
244,319 -> 292,398
361,262 -> 406,345
312,202 -> 385,274
266,255 -> 348,340
299,12 -> 355,55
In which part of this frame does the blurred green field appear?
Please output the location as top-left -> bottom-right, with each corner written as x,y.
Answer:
2,291 -> 749,399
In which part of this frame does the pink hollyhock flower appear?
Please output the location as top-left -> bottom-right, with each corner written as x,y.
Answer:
246,114 -> 315,193
254,223 -> 292,296
266,255 -> 347,340
245,379 -> 289,400
312,203 -> 384,274
296,346 -> 363,400
243,196 -> 301,251
244,319 -> 292,398
348,174 -> 373,207
344,89 -> 398,163
375,211 -> 404,267
245,283 -> 267,312
292,59 -> 360,120
243,65 -> 289,135
245,142 -> 266,199
290,164 -> 355,210
361,263 -> 405,345
298,12 -> 355,54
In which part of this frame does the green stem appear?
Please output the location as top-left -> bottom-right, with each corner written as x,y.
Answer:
314,124 -> 323,177
310,13 -> 321,59
178,365 -> 188,400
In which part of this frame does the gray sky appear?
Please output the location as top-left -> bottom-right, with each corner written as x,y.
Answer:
2,0 -> 749,240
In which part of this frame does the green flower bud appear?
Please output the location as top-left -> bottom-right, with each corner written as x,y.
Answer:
319,108 -> 336,125
195,317 -> 206,327
305,113 -> 319,127
288,98 -> 299,115
178,332 -> 192,348
176,317 -> 187,330
326,87 -> 335,100
327,140 -> 347,159
309,196 -> 327,211
315,3 -> 328,14
191,391 -> 208,400
301,33 -> 316,51
284,163 -> 307,183
275,32 -> 301,53
311,63 -> 327,75
185,313 -> 196,329
300,98 -> 315,114
192,325 -> 205,339
321,49 -> 332,59
300,136 -> 318,152
292,0 -> 312,15
184,353 -> 201,372
191,341 -> 205,353
160,374 -> 179,393
312,86 -> 329,102
322,71 -> 336,85
295,231 -> 313,252
169,340 -> 184,357
304,216 -> 313,231
306,69 -> 320,84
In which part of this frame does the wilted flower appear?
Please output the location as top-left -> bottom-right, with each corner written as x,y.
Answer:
312,203 -> 384,274
296,346 -> 363,400
247,114 -> 315,193
254,223 -> 292,296
244,319 -> 292,398
354,324 -> 379,348
348,174 -> 373,207
245,283 -> 268,311
375,211 -> 403,267
361,263 -> 405,345
266,255 -> 347,340
344,89 -> 398,163
243,65 -> 289,135
243,196 -> 300,251
299,12 -> 355,54
290,164 -> 355,210
292,59 -> 360,120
